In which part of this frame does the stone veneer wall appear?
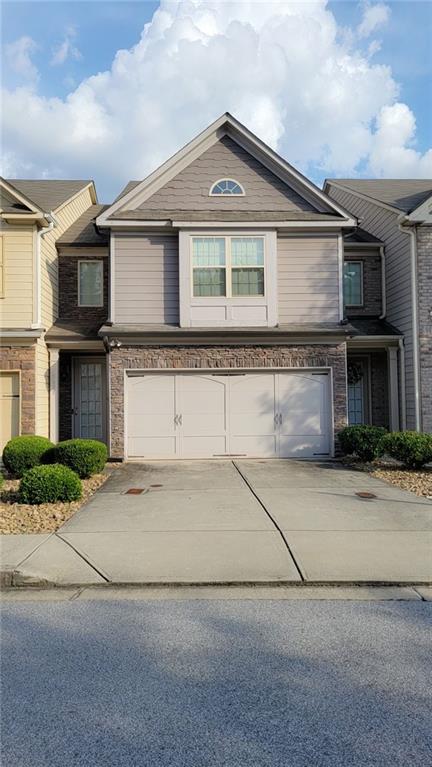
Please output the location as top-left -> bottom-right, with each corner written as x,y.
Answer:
109,343 -> 347,458
0,344 -> 36,435
417,226 -> 432,433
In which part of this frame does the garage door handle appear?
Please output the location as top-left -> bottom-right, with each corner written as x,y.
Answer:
274,413 -> 282,426
174,414 -> 182,426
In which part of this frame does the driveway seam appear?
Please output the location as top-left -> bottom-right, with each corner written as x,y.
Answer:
232,461 -> 305,581
55,533 -> 110,583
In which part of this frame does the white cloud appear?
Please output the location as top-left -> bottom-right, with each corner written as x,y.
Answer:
358,2 -> 390,38
5,36 -> 39,81
51,26 -> 82,66
1,0 -> 430,198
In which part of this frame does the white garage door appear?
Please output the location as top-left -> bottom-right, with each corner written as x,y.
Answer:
126,371 -> 331,459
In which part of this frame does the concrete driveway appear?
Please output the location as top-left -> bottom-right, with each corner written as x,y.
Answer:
7,459 -> 428,586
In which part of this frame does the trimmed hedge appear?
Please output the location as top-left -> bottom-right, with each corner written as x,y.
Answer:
18,464 -> 82,505
339,425 -> 387,462
0,473 -> 4,489
382,431 -> 432,469
43,438 -> 108,478
2,436 -> 54,478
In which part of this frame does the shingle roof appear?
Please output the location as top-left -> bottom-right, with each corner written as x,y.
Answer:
113,181 -> 140,203
107,209 -> 344,222
0,186 -> 33,213
5,179 -> 93,213
344,227 -> 383,246
57,204 -> 109,246
348,318 -> 402,337
45,320 -> 104,342
326,179 -> 432,213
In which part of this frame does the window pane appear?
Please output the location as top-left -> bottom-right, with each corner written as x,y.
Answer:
79,262 -> 103,306
232,268 -> 264,296
344,262 -> 362,305
192,238 -> 225,266
211,179 -> 243,195
231,237 -> 264,266
193,268 -> 226,296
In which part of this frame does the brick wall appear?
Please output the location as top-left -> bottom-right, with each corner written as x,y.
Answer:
0,345 -> 36,434
345,251 -> 382,317
109,343 -> 347,458
417,226 -> 432,433
58,254 -> 108,324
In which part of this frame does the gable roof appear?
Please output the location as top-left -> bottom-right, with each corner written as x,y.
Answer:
4,179 -> 95,213
343,227 -> 383,246
98,113 -> 356,227
57,204 -> 109,246
325,179 -> 432,214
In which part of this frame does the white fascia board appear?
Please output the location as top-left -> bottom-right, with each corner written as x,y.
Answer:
102,220 -> 172,228
97,112 -> 356,225
1,329 -> 43,338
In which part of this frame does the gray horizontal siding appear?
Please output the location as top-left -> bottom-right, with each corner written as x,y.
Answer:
114,234 -> 179,324
140,136 -> 317,213
328,185 -> 415,428
277,235 -> 339,323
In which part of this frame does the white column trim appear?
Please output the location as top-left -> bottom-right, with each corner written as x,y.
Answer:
387,346 -> 400,431
337,233 -> 344,322
49,348 -> 59,443
109,232 -> 115,323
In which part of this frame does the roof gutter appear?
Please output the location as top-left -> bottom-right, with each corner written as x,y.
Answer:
398,217 -> 421,430
32,212 -> 57,329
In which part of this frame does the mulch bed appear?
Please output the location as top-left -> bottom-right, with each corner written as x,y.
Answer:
0,464 -> 119,535
343,459 -> 432,498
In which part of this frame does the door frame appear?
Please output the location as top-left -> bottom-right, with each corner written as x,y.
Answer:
124,366 -> 334,460
72,356 -> 107,443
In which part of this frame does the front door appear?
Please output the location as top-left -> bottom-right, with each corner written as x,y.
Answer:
73,358 -> 106,442
0,372 -> 20,452
347,358 -> 369,425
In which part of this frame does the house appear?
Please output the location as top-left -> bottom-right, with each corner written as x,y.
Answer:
0,179 -> 98,451
5,114 -> 430,460
47,113 -> 358,460
325,179 -> 432,433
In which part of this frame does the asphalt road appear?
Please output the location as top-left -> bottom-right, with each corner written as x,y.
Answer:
1,598 -> 431,766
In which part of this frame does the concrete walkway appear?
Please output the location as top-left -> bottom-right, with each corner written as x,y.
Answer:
1,460 -> 431,586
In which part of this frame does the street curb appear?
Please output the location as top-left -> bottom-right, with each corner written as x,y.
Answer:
2,570 -> 432,590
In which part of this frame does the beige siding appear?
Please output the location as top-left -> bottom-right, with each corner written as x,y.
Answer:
35,338 -> 49,437
328,185 -> 415,428
277,235 -> 340,323
0,222 -> 34,327
114,234 -> 179,324
40,185 -> 94,329
141,136 -> 316,212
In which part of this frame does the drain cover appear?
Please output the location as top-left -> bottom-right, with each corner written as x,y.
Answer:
355,491 -> 376,499
125,488 -> 145,495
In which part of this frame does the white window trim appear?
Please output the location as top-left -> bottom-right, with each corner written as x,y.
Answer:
344,260 -> 363,307
191,236 -> 265,299
78,259 -> 104,307
209,178 -> 245,196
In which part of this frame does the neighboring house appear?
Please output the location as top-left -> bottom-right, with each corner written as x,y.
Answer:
325,179 -> 432,433
0,179 -> 98,452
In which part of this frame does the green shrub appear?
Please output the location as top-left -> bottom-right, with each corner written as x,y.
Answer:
18,464 -> 82,505
339,425 -> 387,462
0,473 -> 4,489
382,431 -> 432,469
2,435 -> 54,478
43,438 -> 108,478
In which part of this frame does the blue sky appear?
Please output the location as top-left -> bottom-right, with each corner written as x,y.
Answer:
2,1 -> 431,200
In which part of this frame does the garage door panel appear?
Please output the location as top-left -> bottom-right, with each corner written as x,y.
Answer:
179,375 -> 226,437
182,435 -> 228,458
230,434 -> 277,458
128,436 -> 177,458
279,435 -> 330,458
230,375 -> 276,435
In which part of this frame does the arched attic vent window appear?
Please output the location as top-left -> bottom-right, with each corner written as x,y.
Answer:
209,179 -> 245,196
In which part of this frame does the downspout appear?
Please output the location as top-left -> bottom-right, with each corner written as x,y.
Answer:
32,212 -> 57,328
398,220 -> 421,431
398,338 -> 407,430
378,245 -> 386,319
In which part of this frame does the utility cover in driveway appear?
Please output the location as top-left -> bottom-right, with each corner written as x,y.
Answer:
126,371 -> 331,459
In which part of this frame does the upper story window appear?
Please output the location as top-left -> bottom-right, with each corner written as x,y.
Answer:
78,260 -> 103,307
192,236 -> 264,297
209,179 -> 244,196
343,261 -> 363,307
